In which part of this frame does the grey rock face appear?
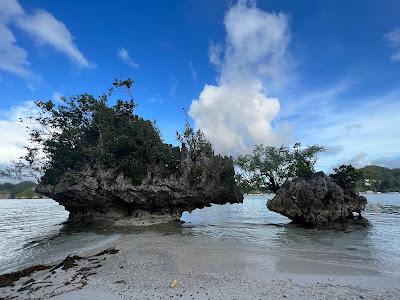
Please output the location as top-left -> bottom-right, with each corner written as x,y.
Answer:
267,172 -> 367,227
37,152 -> 243,223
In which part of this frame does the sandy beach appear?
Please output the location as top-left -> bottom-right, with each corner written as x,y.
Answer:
1,226 -> 399,300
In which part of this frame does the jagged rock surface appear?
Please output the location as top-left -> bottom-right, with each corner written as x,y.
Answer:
37,151 -> 243,223
267,172 -> 367,227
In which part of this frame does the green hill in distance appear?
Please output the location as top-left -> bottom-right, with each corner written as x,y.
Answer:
0,181 -> 46,199
358,165 -> 400,193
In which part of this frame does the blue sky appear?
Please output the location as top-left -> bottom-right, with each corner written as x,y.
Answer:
0,0 -> 399,171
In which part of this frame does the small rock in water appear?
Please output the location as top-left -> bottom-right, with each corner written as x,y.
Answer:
267,172 -> 367,227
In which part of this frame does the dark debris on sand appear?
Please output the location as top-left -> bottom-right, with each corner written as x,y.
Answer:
0,248 -> 119,289
0,265 -> 50,288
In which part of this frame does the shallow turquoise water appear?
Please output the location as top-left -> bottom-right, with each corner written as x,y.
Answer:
0,194 -> 399,276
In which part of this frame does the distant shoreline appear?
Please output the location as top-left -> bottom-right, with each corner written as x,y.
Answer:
361,191 -> 400,194
0,181 -> 44,200
245,192 -> 400,196
0,197 -> 48,200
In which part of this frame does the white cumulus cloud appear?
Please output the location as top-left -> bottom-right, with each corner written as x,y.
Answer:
189,0 -> 291,155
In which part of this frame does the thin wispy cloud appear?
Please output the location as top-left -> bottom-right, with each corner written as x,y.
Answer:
0,0 -> 91,79
385,27 -> 400,62
117,48 -> 139,69
26,83 -> 35,91
190,0 -> 292,155
169,77 -> 179,99
17,10 -> 91,68
146,97 -> 165,104
189,62 -> 197,82
278,78 -> 358,127
372,156 -> 400,168
335,152 -> 368,169
385,27 -> 400,47
294,86 -> 400,171
147,78 -> 179,104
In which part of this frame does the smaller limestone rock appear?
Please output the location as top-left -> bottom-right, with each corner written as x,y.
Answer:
267,172 -> 367,227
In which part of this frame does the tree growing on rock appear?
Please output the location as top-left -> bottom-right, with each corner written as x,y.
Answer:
3,79 -> 183,185
330,164 -> 363,192
235,143 -> 325,193
176,120 -> 213,159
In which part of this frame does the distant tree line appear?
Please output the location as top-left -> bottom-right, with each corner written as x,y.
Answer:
357,165 -> 400,192
0,181 -> 44,199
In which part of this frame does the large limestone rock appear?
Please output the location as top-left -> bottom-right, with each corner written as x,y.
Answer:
37,151 -> 243,224
267,172 -> 367,227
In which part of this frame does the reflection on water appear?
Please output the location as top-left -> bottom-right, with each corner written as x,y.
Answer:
0,194 -> 399,277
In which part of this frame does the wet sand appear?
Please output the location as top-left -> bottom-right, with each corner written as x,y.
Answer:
1,230 -> 399,300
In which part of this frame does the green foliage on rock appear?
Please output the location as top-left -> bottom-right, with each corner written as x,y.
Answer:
176,120 -> 215,187
6,79 -> 183,185
235,143 -> 325,193
176,120 -> 213,159
330,164 -> 363,192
